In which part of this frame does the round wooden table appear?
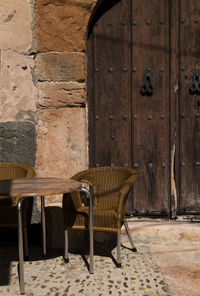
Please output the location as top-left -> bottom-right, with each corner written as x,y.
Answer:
0,177 -> 94,295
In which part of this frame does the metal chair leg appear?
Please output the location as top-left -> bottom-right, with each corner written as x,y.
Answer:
80,187 -> 94,274
117,233 -> 121,268
18,198 -> 25,294
23,226 -> 29,261
64,229 -> 69,263
124,220 -> 137,252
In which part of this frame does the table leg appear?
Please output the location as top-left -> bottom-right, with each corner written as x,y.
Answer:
41,196 -> 46,256
18,198 -> 25,294
80,187 -> 94,274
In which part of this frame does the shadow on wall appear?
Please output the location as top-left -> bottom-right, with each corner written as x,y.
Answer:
87,0 -> 120,38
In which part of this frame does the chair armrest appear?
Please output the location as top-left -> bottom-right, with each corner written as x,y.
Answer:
63,179 -> 96,210
80,179 -> 95,191
72,177 -> 97,206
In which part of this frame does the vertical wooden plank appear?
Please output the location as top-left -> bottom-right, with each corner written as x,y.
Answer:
169,0 -> 180,218
131,0 -> 170,214
178,0 -> 200,213
88,0 -> 131,167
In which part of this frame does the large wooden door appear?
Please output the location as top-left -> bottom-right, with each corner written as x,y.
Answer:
87,0 -> 200,217
177,0 -> 200,215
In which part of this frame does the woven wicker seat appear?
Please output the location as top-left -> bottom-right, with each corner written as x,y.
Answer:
0,163 -> 34,258
63,166 -> 138,267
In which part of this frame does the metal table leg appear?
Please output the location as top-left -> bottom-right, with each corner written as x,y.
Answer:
41,196 -> 46,256
80,187 -> 94,274
18,198 -> 25,294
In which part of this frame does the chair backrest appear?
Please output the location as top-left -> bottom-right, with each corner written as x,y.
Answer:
0,163 -> 35,206
0,163 -> 34,180
72,166 -> 138,210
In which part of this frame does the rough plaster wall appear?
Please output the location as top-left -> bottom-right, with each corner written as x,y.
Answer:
0,0 -> 37,123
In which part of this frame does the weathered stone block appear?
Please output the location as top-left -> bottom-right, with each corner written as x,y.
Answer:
38,82 -> 86,108
36,52 -> 85,82
35,0 -> 97,52
36,108 -> 87,195
0,50 -> 36,122
0,0 -> 33,52
0,121 -> 36,167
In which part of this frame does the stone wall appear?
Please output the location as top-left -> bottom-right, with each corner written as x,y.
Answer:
0,0 -> 99,245
0,0 -> 103,246
0,0 -> 98,209
35,0 -> 98,203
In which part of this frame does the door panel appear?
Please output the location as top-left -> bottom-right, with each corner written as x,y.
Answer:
178,0 -> 200,213
89,0 -> 131,167
131,0 -> 170,214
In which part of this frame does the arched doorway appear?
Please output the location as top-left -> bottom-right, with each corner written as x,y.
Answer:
87,0 -> 200,217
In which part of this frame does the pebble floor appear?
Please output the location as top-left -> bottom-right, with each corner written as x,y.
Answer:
0,233 -> 171,296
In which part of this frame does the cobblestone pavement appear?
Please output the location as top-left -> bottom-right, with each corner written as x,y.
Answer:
0,230 -> 171,296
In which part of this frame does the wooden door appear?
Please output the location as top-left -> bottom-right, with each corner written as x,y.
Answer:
87,0 -> 200,217
176,0 -> 200,215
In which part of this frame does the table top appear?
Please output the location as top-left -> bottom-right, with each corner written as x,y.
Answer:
0,177 -> 82,197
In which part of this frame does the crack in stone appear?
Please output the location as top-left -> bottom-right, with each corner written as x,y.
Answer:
43,2 -> 64,7
60,88 -> 83,91
38,104 -> 85,109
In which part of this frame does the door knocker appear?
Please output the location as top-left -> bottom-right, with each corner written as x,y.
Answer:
189,67 -> 200,109
189,67 -> 200,95
140,69 -> 154,96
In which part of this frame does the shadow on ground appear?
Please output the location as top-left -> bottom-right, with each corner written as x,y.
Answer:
0,225 -> 121,286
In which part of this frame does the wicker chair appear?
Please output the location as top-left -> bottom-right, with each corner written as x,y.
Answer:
0,163 -> 35,257
62,166 -> 138,267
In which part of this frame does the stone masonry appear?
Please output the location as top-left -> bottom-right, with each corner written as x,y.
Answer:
0,0 -> 99,211
0,0 -> 104,246
35,0 -> 98,207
